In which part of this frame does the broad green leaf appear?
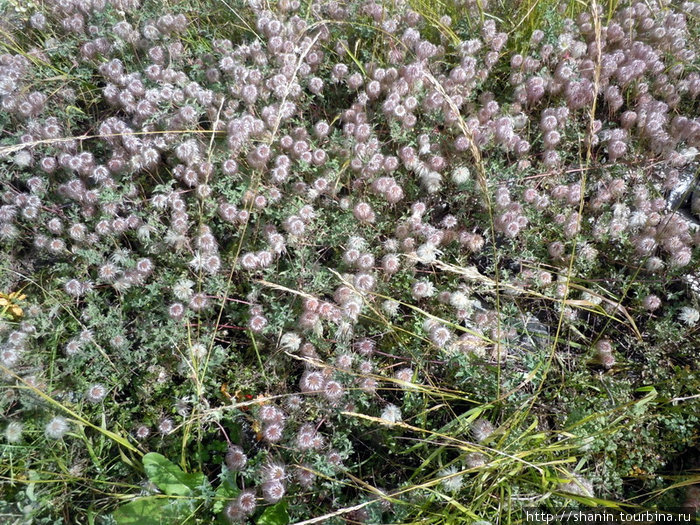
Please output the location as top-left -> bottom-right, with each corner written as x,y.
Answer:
113,497 -> 185,525
213,477 -> 240,514
143,453 -> 206,496
257,502 -> 290,525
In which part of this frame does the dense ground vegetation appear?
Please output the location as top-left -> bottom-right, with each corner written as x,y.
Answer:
1,0 -> 699,523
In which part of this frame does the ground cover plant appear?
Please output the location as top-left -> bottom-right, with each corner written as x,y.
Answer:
0,0 -> 699,523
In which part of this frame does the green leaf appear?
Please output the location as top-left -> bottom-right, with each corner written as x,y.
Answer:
143,453 -> 206,496
26,471 -> 39,502
256,502 -> 289,525
113,497 -> 185,524
213,476 -> 240,514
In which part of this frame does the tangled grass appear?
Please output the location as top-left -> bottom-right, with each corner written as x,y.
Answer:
0,0 -> 699,523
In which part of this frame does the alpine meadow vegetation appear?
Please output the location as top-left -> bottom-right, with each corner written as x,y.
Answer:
0,0 -> 699,523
